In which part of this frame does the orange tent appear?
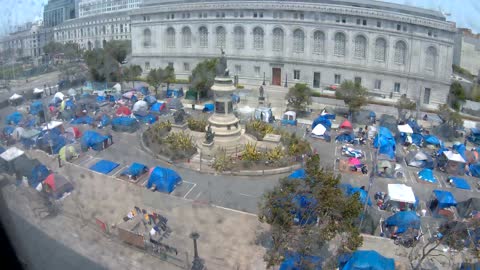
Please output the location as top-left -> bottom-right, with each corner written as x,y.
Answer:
340,119 -> 353,130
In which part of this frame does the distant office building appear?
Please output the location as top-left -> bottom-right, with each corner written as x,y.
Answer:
0,21 -> 53,60
44,0 -> 77,27
79,0 -> 142,18
453,28 -> 480,75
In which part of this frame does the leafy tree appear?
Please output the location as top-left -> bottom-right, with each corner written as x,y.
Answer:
190,58 -> 217,100
335,80 -> 368,116
396,94 -> 417,121
259,154 -> 363,268
122,65 -> 142,88
449,81 -> 466,111
286,83 -> 312,112
63,42 -> 81,62
58,63 -> 87,83
104,40 -> 131,63
83,49 -> 121,82
43,41 -> 64,56
438,104 -> 464,129
164,65 -> 176,90
146,68 -> 165,97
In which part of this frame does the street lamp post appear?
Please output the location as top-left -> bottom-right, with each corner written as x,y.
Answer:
262,72 -> 266,86
284,73 -> 288,88
190,232 -> 205,270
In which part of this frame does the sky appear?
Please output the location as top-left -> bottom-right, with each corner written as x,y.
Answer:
0,0 -> 479,35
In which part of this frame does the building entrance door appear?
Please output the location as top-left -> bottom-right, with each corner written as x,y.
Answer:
272,68 -> 281,86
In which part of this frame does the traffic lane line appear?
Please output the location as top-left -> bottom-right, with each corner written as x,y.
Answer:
182,182 -> 196,199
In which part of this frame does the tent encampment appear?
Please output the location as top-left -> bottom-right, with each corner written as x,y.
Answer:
457,198 -> 480,218
146,167 -> 182,193
405,151 -> 434,169
112,116 -> 139,132
65,127 -> 81,140
44,173 -> 73,199
312,115 -> 331,130
150,102 -> 167,114
59,145 -> 79,162
292,194 -> 318,225
447,176 -> 471,190
132,100 -> 149,113
339,119 -> 353,130
90,160 -> 120,175
339,250 -> 395,270
116,106 -> 132,116
335,132 -> 354,143
80,130 -> 109,151
5,112 -> 23,125
424,135 -> 442,147
166,98 -> 184,110
438,150 -> 466,175
30,101 -> 44,115
469,163 -> 480,178
120,163 -> 148,179
432,190 -> 457,209
384,211 -> 421,234
388,184 -> 416,204
71,115 -> 94,125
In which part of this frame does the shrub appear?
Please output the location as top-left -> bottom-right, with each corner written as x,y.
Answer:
237,84 -> 245,89
311,91 -> 322,97
144,121 -> 171,142
245,120 -> 275,140
162,132 -> 197,159
187,118 -> 207,132
241,142 -> 263,161
211,149 -> 234,172
174,78 -> 190,84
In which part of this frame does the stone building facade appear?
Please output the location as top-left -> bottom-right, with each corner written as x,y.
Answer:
130,0 -> 456,108
453,28 -> 480,75
0,22 -> 53,60
79,0 -> 142,18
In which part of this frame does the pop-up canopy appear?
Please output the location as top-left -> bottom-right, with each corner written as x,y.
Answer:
388,184 -> 416,203
443,151 -> 466,163
397,124 -> 413,134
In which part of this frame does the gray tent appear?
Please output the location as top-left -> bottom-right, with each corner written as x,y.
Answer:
166,98 -> 184,111
405,151 -> 434,169
457,198 -> 480,218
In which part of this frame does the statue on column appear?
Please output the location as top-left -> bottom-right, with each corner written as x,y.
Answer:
216,49 -> 229,77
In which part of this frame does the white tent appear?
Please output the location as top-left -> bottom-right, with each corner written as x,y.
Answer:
9,93 -> 23,100
0,147 -> 25,162
311,124 -> 327,136
132,100 -> 148,112
388,184 -> 416,204
33,88 -> 44,94
43,120 -> 64,131
68,88 -> 76,96
54,92 -> 65,100
113,83 -> 121,92
397,124 -> 413,134
443,151 -> 466,163
283,111 -> 296,120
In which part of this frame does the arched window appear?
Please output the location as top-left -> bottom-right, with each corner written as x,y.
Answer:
354,35 -> 367,59
374,38 -> 386,62
394,41 -> 407,64
253,27 -> 264,50
293,29 -> 304,53
143,28 -> 151,47
334,32 -> 346,56
166,27 -> 175,48
182,27 -> 191,48
425,46 -> 437,71
234,26 -> 244,49
272,28 -> 284,52
216,26 -> 226,48
313,31 -> 325,55
199,26 -> 208,48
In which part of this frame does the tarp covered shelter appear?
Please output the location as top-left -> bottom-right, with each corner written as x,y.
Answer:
469,163 -> 480,178
121,163 -> 148,178
90,160 -> 120,175
288,168 -> 306,180
346,186 -> 372,206
417,168 -> 438,184
166,88 -> 184,98
36,129 -> 66,154
80,130 -> 109,151
339,119 -> 353,130
279,252 -> 322,270
312,115 -> 331,130
30,101 -> 44,115
405,151 -> 434,169
335,132 -> 354,143
468,128 -> 480,145
311,124 -> 326,136
384,211 -> 421,234
112,116 -> 139,132
146,167 -> 182,193
132,100 -> 149,113
166,98 -> 183,110
447,176 -> 471,190
438,150 -> 466,175
397,124 -> 413,134
135,113 -> 158,124
339,250 -> 395,270
373,127 -> 396,160
116,106 -> 132,116
432,190 -> 457,209
292,194 -> 318,225
5,112 -> 23,125
379,115 -> 398,134
29,164 -> 50,188
144,95 -> 157,106
424,134 -> 442,147
457,198 -> 480,218
44,173 -> 73,199
407,118 -> 422,133
20,129 -> 41,149
71,115 -> 94,125
150,102 -> 166,114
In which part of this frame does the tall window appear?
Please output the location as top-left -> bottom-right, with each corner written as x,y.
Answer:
334,32 -> 346,56
394,41 -> 406,64
354,35 -> 367,59
425,46 -> 437,71
374,38 -> 386,62
182,27 -> 191,48
293,29 -> 304,53
313,31 -> 325,55
253,27 -> 264,50
272,28 -> 284,51
234,26 -> 244,49
143,28 -> 151,47
199,26 -> 208,48
216,26 -> 226,48
166,27 -> 175,48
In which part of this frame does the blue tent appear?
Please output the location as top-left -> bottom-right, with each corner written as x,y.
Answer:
3,126 -> 14,135
461,263 -> 480,270
452,143 -> 467,161
112,116 -> 138,126
417,168 -> 438,184
71,115 -> 94,125
144,95 -> 157,106
150,102 -> 166,114
468,128 -> 480,145
99,114 -> 111,127
288,168 -> 306,180
203,103 -> 214,113
90,160 -> 120,175
136,113 -> 157,124
448,176 -> 471,190
30,101 -> 44,115
424,135 -> 441,146
407,119 -> 422,133
146,167 -> 182,193
80,130 -> 108,151
335,133 -> 354,143
29,164 -> 50,188
385,211 -> 421,234
37,130 -> 66,154
5,112 -> 23,125
411,133 -> 423,146
64,99 -> 75,110
121,163 -> 148,178
469,164 -> 480,178
373,127 -> 396,160
312,116 -> 331,130
348,187 -> 372,206
166,88 -> 184,98
292,194 -> 318,225
280,252 -> 322,270
340,250 -> 394,270
96,95 -> 106,103
433,190 -> 457,209
135,85 -> 149,95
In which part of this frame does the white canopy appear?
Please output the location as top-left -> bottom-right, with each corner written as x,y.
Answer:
132,100 -> 148,112
0,147 -> 25,162
311,124 -> 327,136
397,124 -> 413,134
9,93 -> 23,100
113,83 -> 121,92
443,151 -> 466,163
43,120 -> 64,131
33,88 -> 44,94
54,92 -> 65,100
388,184 -> 416,204
284,111 -> 296,117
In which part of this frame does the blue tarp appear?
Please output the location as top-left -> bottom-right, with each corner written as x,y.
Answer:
411,133 -> 423,146
449,177 -> 471,190
146,167 -> 182,193
418,168 -> 438,184
121,163 -> 148,177
150,102 -> 166,113
90,160 -> 120,175
461,263 -> 480,270
433,190 -> 457,208
112,116 -> 137,126
0,146 -> 4,154
469,164 -> 480,178
385,211 -> 421,234
280,252 -> 322,270
373,127 -> 396,160
29,164 -> 50,188
322,113 -> 336,120
71,115 -> 94,125
80,130 -> 108,151
312,116 -> 331,130
99,114 -> 111,127
348,187 -> 372,206
30,101 -> 44,115
136,113 -> 157,124
136,86 -> 149,95
5,112 -> 23,125
336,133 -> 354,143
3,126 -> 14,135
96,95 -> 106,103
166,88 -> 184,98
37,130 -> 66,154
288,169 -> 306,179
471,128 -> 480,136
407,119 -> 422,133
340,250 -> 394,270
292,194 -> 318,225
424,135 -> 441,146
64,99 -> 75,110
144,95 -> 157,105
203,103 -> 214,112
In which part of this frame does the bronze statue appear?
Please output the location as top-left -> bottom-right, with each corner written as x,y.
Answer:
173,109 -> 185,124
259,86 -> 264,98
216,49 -> 228,77
205,124 -> 215,143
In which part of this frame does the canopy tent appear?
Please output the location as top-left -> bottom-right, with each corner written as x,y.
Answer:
397,124 -> 413,134
388,184 -> 416,204
373,127 -> 396,160
424,134 -> 442,146
339,119 -> 353,130
133,100 -> 149,113
279,252 -> 322,270
112,116 -> 139,132
59,145 -> 78,162
33,88 -> 44,94
150,102 -> 167,114
90,160 -> 120,175
452,143 -> 468,162
457,198 -> 480,218
116,106 -> 132,116
405,150 -> 434,169
29,164 -> 50,188
417,168 -> 438,184
202,103 -> 214,113
292,194 -> 318,225
9,93 -> 23,100
312,115 -> 331,130
438,150 -> 466,175
447,176 -> 471,190
135,113 -> 158,124
282,111 -> 297,125
43,173 -> 73,199
29,101 -> 44,115
384,211 -> 421,234
339,250 -> 395,270
166,88 -> 184,98
80,130 -> 109,151
5,112 -> 23,125
432,190 -> 457,209
288,168 -> 306,180
146,167 -> 182,193
120,163 -> 148,178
